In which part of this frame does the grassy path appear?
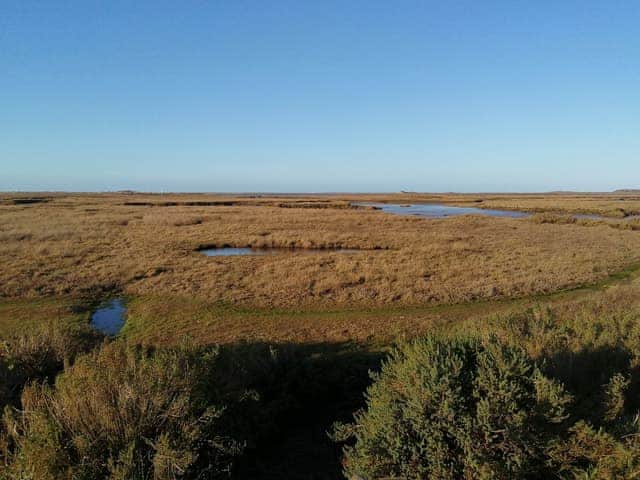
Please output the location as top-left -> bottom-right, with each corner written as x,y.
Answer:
2,259 -> 639,345
120,260 -> 640,346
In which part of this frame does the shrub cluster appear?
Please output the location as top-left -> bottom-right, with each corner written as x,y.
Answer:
0,321 -> 102,410
6,304 -> 640,478
0,330 -> 375,479
2,341 -> 250,479
333,336 -> 571,479
334,331 -> 640,480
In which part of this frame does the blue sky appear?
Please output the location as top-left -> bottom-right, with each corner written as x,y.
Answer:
1,1 -> 639,192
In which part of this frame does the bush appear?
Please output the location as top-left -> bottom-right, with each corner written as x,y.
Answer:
1,336 -> 377,479
547,421 -> 640,479
462,305 -> 640,424
0,321 -> 103,471
333,336 -> 571,480
0,321 -> 103,409
2,341 -> 248,480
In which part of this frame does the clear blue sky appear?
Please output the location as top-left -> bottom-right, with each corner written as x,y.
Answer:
2,1 -> 638,192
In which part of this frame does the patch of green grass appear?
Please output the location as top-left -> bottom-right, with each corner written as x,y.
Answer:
120,261 -> 640,347
0,297 -> 88,339
2,259 -> 639,346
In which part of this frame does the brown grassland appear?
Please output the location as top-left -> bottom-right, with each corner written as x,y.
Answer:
2,191 -> 640,344
2,194 -> 640,298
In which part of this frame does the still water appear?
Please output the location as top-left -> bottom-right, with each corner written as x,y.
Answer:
91,298 -> 126,336
356,203 -> 529,218
200,247 -> 361,256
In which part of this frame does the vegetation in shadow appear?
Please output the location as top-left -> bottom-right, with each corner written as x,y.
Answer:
0,333 -> 381,480
0,321 -> 103,410
333,332 -> 640,479
216,342 -> 382,479
2,341 -> 246,479
333,304 -> 640,479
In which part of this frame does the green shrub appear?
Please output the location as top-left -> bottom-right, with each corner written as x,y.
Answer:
460,304 -> 640,424
0,321 -> 104,470
2,341 -> 247,480
547,420 -> 640,479
0,321 -> 103,410
333,335 -> 571,480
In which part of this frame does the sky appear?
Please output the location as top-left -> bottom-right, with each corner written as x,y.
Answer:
1,1 -> 639,192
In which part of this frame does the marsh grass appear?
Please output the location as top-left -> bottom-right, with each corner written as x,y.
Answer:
530,212 -> 640,232
4,192 -> 640,477
2,193 -> 640,310
0,297 -> 88,339
451,193 -> 640,217
105,257 -> 640,347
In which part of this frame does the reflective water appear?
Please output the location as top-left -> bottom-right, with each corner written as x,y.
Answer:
200,247 -> 361,256
574,213 -> 605,220
575,213 -> 640,221
91,298 -> 126,336
200,247 -> 275,256
357,203 -> 529,218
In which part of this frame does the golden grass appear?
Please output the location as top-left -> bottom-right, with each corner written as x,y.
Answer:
5,262 -> 636,345
2,193 -> 640,312
119,294 -> 496,346
5,192 -> 640,477
107,256 -> 640,346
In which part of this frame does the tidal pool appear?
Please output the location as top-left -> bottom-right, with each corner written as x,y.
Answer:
199,247 -> 361,256
574,213 -> 606,220
200,247 -> 275,256
356,203 -> 529,218
574,213 -> 640,221
91,298 -> 127,336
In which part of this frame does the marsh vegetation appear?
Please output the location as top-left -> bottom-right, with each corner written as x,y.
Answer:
2,193 -> 640,310
3,192 -> 640,478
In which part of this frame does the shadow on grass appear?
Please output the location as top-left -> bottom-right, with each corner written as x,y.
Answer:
544,343 -> 640,425
211,341 -> 384,480
224,339 -> 640,479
